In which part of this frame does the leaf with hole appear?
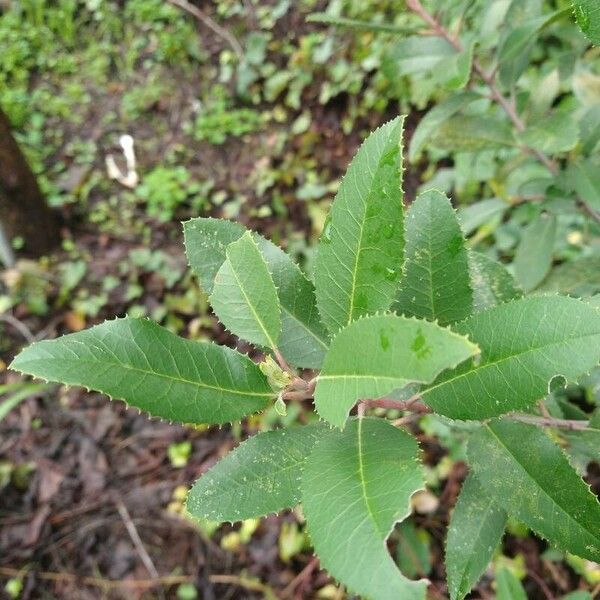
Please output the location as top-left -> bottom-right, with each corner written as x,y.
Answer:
302,417 -> 427,600
421,295 -> 600,419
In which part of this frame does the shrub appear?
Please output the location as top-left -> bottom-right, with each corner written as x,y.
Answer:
11,118 -> 600,600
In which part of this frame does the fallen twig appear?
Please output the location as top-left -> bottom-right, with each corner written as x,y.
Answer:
167,0 -> 244,60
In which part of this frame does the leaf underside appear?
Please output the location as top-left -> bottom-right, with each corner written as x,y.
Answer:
301,417 -> 427,600
314,117 -> 405,334
315,314 -> 479,428
421,295 -> 600,419
210,231 -> 282,350
468,419 -> 600,562
394,189 -> 473,324
184,218 -> 329,369
186,423 -> 327,522
10,318 -> 273,424
446,472 -> 507,600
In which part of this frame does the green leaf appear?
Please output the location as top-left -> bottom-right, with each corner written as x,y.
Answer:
446,473 -> 507,600
184,218 -> 329,369
302,417 -> 427,600
383,36 -> 456,77
431,39 -> 474,90
10,318 -> 273,425
314,117 -> 405,333
210,231 -> 281,350
517,113 -> 579,154
573,0 -> 600,45
306,12 -> 418,35
458,198 -> 508,236
513,213 -> 556,292
432,115 -> 515,152
539,254 -> 600,296
0,384 -> 46,422
409,92 -> 480,161
421,295 -> 600,419
497,9 -> 569,87
394,190 -> 473,324
469,252 -> 522,312
183,217 -> 245,293
315,314 -> 479,428
396,520 -> 432,579
570,159 -> 600,212
495,567 -> 527,600
186,423 -> 327,522
468,419 -> 600,561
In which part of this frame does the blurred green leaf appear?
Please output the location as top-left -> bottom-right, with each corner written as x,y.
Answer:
513,213 -> 556,291
432,115 -> 515,152
498,9 -> 569,86
458,198 -> 508,236
495,566 -> 527,600
307,13 -> 418,35
570,159 -> 600,212
396,519 -> 431,579
383,36 -> 455,77
469,252 -> 522,312
432,39 -> 475,90
518,113 -> 579,154
409,92 -> 480,161
539,254 -> 600,296
0,383 -> 46,422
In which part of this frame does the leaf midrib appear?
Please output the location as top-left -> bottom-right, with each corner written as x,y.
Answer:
485,425 -> 598,539
281,303 -> 329,350
357,417 -> 381,537
453,495 -> 504,597
345,129 -> 395,327
16,355 -> 273,399
228,251 -> 279,350
423,327 -> 600,398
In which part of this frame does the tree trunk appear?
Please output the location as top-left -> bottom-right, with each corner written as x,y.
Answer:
0,106 -> 61,256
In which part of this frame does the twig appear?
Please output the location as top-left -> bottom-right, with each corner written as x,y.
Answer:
0,566 -> 192,590
360,397 -> 433,413
274,348 -> 298,379
528,568 -> 556,600
167,0 -> 244,60
115,499 -> 164,599
360,396 -> 595,431
281,556 -> 320,599
209,574 -> 275,595
0,313 -> 35,343
509,414 -> 592,431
